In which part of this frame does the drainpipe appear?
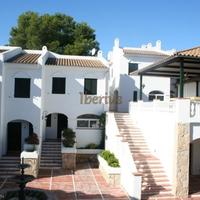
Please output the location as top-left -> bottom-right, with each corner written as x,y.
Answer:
179,60 -> 184,98
139,75 -> 143,100
196,81 -> 199,97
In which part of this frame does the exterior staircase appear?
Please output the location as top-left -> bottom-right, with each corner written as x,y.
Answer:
0,156 -> 20,177
114,113 -> 173,200
40,139 -> 62,169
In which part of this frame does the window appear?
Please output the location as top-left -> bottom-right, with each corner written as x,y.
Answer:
84,79 -> 97,95
52,77 -> 66,94
77,114 -> 100,129
133,91 -> 138,102
128,63 -> 138,75
148,90 -> 164,101
46,115 -> 51,127
14,78 -> 30,98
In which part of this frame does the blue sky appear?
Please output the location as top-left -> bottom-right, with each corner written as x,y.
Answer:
1,0 -> 200,56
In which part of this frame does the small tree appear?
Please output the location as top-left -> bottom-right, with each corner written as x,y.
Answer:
62,128 -> 76,147
9,12 -> 99,55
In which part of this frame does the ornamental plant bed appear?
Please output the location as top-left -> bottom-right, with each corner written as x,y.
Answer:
98,150 -> 121,186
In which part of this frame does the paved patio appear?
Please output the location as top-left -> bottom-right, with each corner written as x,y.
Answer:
0,163 -> 129,200
1,163 -> 200,200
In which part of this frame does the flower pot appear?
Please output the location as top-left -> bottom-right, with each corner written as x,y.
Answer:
24,144 -> 38,152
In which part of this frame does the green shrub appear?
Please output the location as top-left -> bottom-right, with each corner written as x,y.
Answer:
85,143 -> 98,149
62,128 -> 76,147
25,133 -> 39,145
100,150 -> 120,168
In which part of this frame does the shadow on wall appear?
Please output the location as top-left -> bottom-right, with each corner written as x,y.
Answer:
114,114 -> 165,199
117,74 -> 147,112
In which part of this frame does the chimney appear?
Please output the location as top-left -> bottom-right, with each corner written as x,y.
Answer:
114,38 -> 120,48
141,45 -> 146,49
156,40 -> 161,50
97,50 -> 103,58
147,43 -> 152,49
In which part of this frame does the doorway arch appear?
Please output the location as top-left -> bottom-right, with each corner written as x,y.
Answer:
45,113 -> 68,139
7,120 -> 33,154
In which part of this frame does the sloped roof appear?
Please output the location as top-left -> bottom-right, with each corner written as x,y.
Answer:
132,46 -> 200,80
0,49 -> 7,53
6,53 -> 41,64
45,57 -> 106,68
176,46 -> 200,58
123,48 -> 168,56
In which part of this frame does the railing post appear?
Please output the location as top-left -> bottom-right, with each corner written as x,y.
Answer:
139,75 -> 143,100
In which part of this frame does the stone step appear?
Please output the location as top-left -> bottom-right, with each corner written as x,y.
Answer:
40,162 -> 62,165
42,142 -> 61,145
142,182 -> 171,188
41,150 -> 61,154
0,160 -> 20,164
0,167 -> 19,171
129,146 -> 149,149
42,146 -> 61,149
41,157 -> 62,161
0,171 -> 19,178
1,156 -> 20,160
142,188 -> 172,195
0,163 -> 20,167
40,166 -> 61,169
137,166 -> 163,171
141,193 -> 174,200
114,113 -> 172,199
142,178 -> 170,184
41,151 -> 61,155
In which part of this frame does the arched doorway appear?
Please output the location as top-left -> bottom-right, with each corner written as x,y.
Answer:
7,120 -> 33,155
110,90 -> 118,111
189,139 -> 200,195
45,113 -> 68,139
148,90 -> 164,101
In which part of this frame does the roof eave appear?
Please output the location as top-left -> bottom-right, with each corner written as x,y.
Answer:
131,55 -> 180,76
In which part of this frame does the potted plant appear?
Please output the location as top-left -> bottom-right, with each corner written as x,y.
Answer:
62,128 -> 76,147
24,133 -> 39,152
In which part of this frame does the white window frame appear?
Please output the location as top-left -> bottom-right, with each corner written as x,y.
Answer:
77,118 -> 100,129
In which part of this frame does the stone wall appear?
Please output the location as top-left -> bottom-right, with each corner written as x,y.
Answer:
76,154 -> 98,164
99,164 -> 120,186
62,153 -> 76,170
172,123 -> 190,197
23,158 -> 39,178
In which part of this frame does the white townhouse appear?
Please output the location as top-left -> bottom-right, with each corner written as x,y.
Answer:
108,38 -> 175,112
0,46 -> 109,157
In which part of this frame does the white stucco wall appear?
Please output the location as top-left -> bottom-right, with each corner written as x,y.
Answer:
129,101 -> 177,183
76,129 -> 102,148
109,40 -> 171,112
1,63 -> 42,155
42,66 -> 108,146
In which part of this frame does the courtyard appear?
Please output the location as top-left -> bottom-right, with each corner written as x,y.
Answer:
0,162 -> 200,199
0,162 -> 129,200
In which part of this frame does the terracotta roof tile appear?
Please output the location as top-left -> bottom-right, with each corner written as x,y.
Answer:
6,53 -> 40,64
0,49 -> 7,53
123,49 -> 168,56
45,57 -> 106,68
176,46 -> 200,58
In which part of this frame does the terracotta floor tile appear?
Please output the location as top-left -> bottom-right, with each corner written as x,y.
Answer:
51,182 -> 74,191
52,175 -> 73,182
74,175 -> 95,183
0,162 -> 130,200
38,169 -> 52,176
